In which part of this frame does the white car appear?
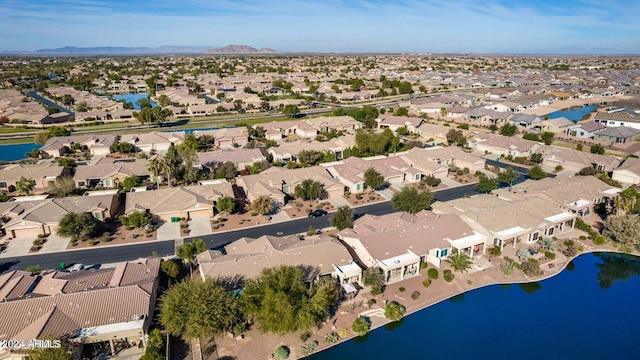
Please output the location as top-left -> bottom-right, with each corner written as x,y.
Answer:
70,263 -> 85,272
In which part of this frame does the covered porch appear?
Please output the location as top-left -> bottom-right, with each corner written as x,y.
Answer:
449,232 -> 487,259
566,199 -> 592,217
378,252 -> 421,284
493,226 -> 531,251
542,212 -> 576,236
334,262 -> 363,286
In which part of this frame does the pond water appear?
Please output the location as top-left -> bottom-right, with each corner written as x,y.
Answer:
163,125 -> 236,134
308,253 -> 640,360
111,93 -> 158,110
0,142 -> 39,162
548,105 -> 597,122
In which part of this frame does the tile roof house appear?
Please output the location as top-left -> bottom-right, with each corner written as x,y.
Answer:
325,156 -> 421,193
197,148 -> 266,171
594,126 -> 640,144
303,115 -> 362,133
538,117 -> 574,134
2,194 -> 119,239
268,136 -> 356,163
612,157 -> 640,185
496,176 -> 621,217
339,211 -> 487,282
410,146 -> 486,173
120,132 -> 185,153
73,157 -> 150,189
564,121 -> 607,139
0,258 -> 160,359
593,111 -> 640,130
375,115 -> 423,133
431,195 -> 577,251
539,145 -> 622,173
0,163 -> 71,194
508,113 -> 543,130
236,166 -> 344,208
124,184 -> 232,221
196,234 -> 359,288
468,133 -> 542,157
40,134 -> 117,158
192,127 -> 249,148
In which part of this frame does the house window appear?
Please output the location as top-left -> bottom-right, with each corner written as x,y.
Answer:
0,182 -> 6,188
104,179 -> 112,187
78,181 -> 85,187
356,184 -> 361,190
440,249 -> 448,257
283,185 -> 290,193
548,227 -> 555,236
531,232 -> 539,241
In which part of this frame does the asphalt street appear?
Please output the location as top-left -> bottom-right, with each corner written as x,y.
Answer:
0,158 -> 543,274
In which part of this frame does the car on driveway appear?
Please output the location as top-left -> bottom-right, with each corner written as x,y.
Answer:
308,209 -> 328,218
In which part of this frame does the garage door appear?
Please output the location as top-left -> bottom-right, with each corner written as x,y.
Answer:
188,209 -> 212,219
10,227 -> 43,239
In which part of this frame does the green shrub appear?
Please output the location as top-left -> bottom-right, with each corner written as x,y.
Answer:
274,346 -> 290,360
521,259 -> 542,276
579,235 -> 587,240
544,251 -> 556,260
300,331 -> 311,342
366,299 -> 376,307
410,291 -> 420,300
337,328 -> 351,338
427,268 -> 439,279
88,240 -> 97,246
593,236 -> 606,246
385,301 -> 406,321
420,261 -> 427,269
325,332 -> 339,344
33,239 -> 43,246
352,317 -> 370,336
370,284 -> 383,296
300,340 -> 318,356
422,278 -> 431,288
398,287 -> 405,292
29,245 -> 40,252
443,269 -> 455,282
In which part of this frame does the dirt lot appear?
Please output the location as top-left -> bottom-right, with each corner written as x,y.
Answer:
345,191 -> 385,206
66,222 -> 157,250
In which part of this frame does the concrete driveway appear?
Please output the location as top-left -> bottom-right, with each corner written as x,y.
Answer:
0,237 -> 33,257
189,218 -> 213,237
157,222 -> 181,241
39,234 -> 70,253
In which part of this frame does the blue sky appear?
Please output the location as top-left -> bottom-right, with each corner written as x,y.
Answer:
1,0 -> 639,53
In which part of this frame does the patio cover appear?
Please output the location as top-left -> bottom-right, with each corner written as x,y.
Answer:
494,226 -> 529,241
449,232 -> 487,249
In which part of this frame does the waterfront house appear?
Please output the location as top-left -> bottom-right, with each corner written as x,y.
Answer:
593,111 -> 640,130
196,234 -> 359,288
431,195 -> 577,251
339,211 -> 487,283
120,132 -> 185,153
537,117 -> 574,134
40,134 -> 117,158
0,258 -> 160,360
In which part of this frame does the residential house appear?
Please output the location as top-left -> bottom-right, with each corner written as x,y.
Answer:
235,166 -> 344,209
304,115 -> 361,133
593,126 -> 640,144
193,127 -> 249,148
196,234 -> 359,288
612,157 -> 640,185
593,111 -> 640,130
498,176 -> 621,217
2,194 -> 119,239
339,211 -> 487,283
0,258 -> 160,360
394,148 -> 449,179
0,163 -> 70,194
198,148 -> 266,171
538,117 -> 574,134
467,133 -> 542,157
267,136 -> 356,163
416,122 -> 471,145
539,145 -> 622,173
325,156 -> 421,193
124,184 -> 233,221
73,157 -> 151,189
40,135 -> 117,158
419,146 -> 486,172
463,107 -> 511,125
431,195 -> 577,251
508,113 -> 543,130
564,121 -> 607,139
375,115 -> 423,133
120,132 -> 185,153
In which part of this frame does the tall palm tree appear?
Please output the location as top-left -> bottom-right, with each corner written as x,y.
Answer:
446,253 -> 472,273
614,189 -> 637,215
161,157 -> 175,188
147,159 -> 162,187
16,176 -> 35,195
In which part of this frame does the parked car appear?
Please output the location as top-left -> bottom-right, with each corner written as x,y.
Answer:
70,263 -> 85,272
308,209 -> 328,218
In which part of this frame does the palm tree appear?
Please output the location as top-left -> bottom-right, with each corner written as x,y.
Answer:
247,195 -> 273,216
16,176 -> 35,195
161,157 -> 176,188
446,253 -> 472,273
147,159 -> 162,187
614,189 -> 637,215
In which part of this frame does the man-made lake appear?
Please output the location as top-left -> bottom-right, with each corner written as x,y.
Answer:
308,253 -> 640,360
112,93 -> 158,110
163,125 -> 236,134
548,105 -> 597,122
0,142 -> 39,162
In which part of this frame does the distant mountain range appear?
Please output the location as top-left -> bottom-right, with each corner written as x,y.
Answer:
1,45 -> 278,55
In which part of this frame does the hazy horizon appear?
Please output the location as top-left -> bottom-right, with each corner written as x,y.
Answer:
2,0 -> 639,54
